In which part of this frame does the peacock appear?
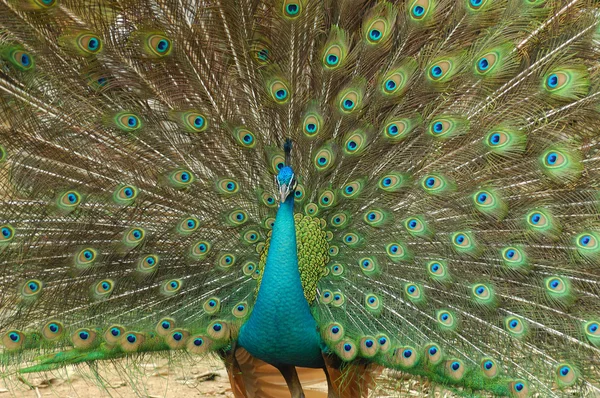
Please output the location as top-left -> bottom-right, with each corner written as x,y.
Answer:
1,0 -> 600,396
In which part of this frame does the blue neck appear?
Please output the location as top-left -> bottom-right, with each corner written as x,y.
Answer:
238,195 -> 324,368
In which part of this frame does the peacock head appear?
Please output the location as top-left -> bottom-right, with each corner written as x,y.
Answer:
277,166 -> 297,203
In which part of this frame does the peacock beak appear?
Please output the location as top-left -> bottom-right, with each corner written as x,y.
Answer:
279,184 -> 292,203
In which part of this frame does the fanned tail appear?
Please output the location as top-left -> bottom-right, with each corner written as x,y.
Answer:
0,0 -> 600,397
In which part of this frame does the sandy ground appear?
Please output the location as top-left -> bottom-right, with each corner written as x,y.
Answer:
0,357 -> 454,398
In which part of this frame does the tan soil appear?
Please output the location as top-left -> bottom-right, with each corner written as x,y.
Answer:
1,357 -> 453,397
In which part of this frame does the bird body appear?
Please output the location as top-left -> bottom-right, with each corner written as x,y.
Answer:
239,193 -> 325,369
1,0 -> 600,397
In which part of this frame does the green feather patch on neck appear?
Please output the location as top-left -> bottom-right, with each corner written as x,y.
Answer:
256,213 -> 330,303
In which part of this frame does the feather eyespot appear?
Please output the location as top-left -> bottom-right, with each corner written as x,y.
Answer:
475,51 -> 499,75
368,334 -> 389,355
303,114 -> 321,137
318,190 -> 335,208
161,279 -> 182,295
383,119 -> 414,142
21,279 -> 42,297
227,209 -> 248,226
146,34 -> 172,57
378,172 -> 406,191
42,321 -> 64,341
385,120 -> 409,139
113,185 -> 138,204
180,112 -> 208,132
343,130 -> 367,155
474,190 -> 495,207
342,232 -> 359,246
359,257 -> 378,276
424,343 -> 442,364
445,359 -> 465,381
505,316 -> 527,338
207,320 -> 229,340
123,227 -> 145,247
500,246 -> 530,272
404,283 -> 424,304
282,0 -> 302,18
584,320 -> 600,346
203,297 -> 221,314
77,33 -> 102,54
545,276 -> 570,300
364,17 -> 390,44
331,291 -> 345,307
323,42 -> 344,69
190,240 -> 211,260
269,80 -> 290,104
480,358 -> 498,378
429,262 -> 442,274
232,302 -> 249,318
330,263 -> 344,276
240,261 -> 256,277
486,130 -> 512,148
218,253 -> 236,268
233,128 -> 256,148
57,190 -> 82,211
178,217 -> 199,235
471,284 -> 495,306
294,185 -> 305,200
405,217 -> 423,232
421,174 -> 446,193
386,242 -> 408,261
452,232 -> 472,249
32,0 -> 56,8
365,294 -> 381,314
330,212 -> 349,228
555,363 -> 577,387
320,289 -> 333,304
324,322 -> 344,343
526,210 -> 550,229
93,279 -> 114,299
338,89 -> 362,114
436,310 -> 457,330
313,145 -> 335,171
216,178 -> 239,195
114,112 -> 141,132
545,72 -> 570,91
364,209 -> 385,227
242,229 -> 260,244
2,330 -> 26,350
544,151 -> 565,167
508,380 -> 529,397
75,247 -> 97,269
341,180 -> 364,198
8,49 -> 35,71
468,0 -> 490,10
429,61 -> 451,80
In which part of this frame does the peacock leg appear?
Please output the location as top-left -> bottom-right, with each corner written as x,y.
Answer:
276,365 -> 305,398
322,367 -> 340,398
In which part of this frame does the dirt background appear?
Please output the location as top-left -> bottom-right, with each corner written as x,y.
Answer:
1,357 -> 453,397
